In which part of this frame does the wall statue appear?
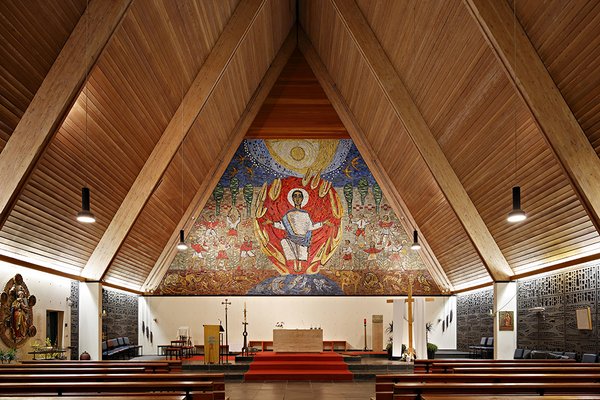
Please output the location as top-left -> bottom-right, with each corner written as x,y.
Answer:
0,274 -> 37,347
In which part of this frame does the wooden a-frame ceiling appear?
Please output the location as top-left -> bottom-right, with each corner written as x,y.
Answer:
0,0 -> 599,294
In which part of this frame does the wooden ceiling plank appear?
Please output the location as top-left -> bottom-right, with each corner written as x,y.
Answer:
143,28 -> 297,291
298,29 -> 452,292
464,0 -> 600,234
81,0 -> 268,281
328,0 -> 513,281
0,0 -> 132,230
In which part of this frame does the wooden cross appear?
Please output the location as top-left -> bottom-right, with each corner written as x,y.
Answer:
405,275 -> 415,359
241,302 -> 249,356
221,299 -> 231,358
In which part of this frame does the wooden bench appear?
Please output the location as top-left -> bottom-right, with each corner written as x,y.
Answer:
392,381 -> 600,399
375,373 -> 600,400
452,366 -> 600,374
414,358 -> 575,373
0,367 -> 146,374
0,396 -> 189,400
19,360 -> 182,372
0,380 -> 214,400
248,340 -> 273,352
420,396 -> 600,400
423,361 -> 582,373
0,372 -> 226,400
323,340 -> 348,351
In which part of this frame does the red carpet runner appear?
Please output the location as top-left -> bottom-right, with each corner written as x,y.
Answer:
244,352 -> 353,381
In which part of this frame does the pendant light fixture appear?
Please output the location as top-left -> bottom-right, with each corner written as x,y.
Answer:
410,230 -> 421,251
177,228 -> 187,251
77,187 -> 96,223
176,38 -> 187,251
177,146 -> 187,251
507,0 -> 527,223
77,0 -> 95,224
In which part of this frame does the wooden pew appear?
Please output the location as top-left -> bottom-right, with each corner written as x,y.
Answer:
414,358 -> 575,373
0,373 -> 226,400
376,373 -> 600,399
453,366 -> 600,374
425,361 -> 585,373
392,381 -> 600,399
0,367 -> 146,374
420,396 -> 600,400
0,380 -> 214,399
17,360 -> 182,372
0,397 -> 189,400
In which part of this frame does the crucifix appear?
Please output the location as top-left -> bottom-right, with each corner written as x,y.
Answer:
405,275 -> 415,360
221,298 -> 231,360
241,302 -> 249,356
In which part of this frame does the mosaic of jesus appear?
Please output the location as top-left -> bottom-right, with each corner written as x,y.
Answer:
156,139 -> 441,296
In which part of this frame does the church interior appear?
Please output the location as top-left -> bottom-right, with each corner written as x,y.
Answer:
1,0 -> 600,398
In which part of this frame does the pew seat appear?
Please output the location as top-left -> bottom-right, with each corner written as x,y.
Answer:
0,380 -> 214,399
393,381 -> 600,399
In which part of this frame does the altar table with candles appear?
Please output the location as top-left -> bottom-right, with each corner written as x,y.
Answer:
273,329 -> 323,352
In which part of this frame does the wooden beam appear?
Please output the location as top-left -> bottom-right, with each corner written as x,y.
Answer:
298,30 -> 453,292
0,254 -> 141,295
81,0 -> 268,280
0,0 -> 132,229
143,29 -> 297,291
328,0 -> 513,281
464,0 -> 600,234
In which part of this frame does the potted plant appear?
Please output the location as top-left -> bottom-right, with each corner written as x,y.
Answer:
0,348 -> 16,364
427,342 -> 438,359
385,322 -> 393,359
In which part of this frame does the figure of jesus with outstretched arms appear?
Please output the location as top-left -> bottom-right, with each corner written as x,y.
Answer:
265,188 -> 332,271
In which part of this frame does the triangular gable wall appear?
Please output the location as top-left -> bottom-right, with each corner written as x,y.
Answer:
154,51 -> 443,296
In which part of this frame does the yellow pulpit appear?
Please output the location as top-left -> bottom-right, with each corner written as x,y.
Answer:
203,324 -> 220,364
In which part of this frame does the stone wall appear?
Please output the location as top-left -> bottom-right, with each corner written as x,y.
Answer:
517,263 -> 599,355
456,288 -> 494,352
69,281 -> 79,359
102,288 -> 138,344
457,262 -> 600,356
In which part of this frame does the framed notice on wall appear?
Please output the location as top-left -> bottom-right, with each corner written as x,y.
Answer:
576,307 -> 592,330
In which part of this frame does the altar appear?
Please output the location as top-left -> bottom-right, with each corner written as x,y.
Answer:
273,329 -> 323,352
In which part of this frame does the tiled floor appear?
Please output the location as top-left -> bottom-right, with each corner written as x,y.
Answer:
225,381 -> 375,400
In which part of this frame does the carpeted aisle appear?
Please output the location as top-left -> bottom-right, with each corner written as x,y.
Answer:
244,352 -> 353,381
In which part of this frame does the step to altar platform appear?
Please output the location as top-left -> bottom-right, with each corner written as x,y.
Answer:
243,352 -> 353,381
149,351 -> 414,381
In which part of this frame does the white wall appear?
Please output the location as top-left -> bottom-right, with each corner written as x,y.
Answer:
392,296 -> 456,354
78,282 -> 102,360
0,262 -> 73,360
427,296 -> 457,350
140,296 -> 457,353
141,296 -> 393,353
494,282 -> 517,359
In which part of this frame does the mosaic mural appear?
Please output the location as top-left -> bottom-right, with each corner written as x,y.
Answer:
155,139 -> 441,296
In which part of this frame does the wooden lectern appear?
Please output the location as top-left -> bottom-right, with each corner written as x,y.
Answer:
203,325 -> 220,364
